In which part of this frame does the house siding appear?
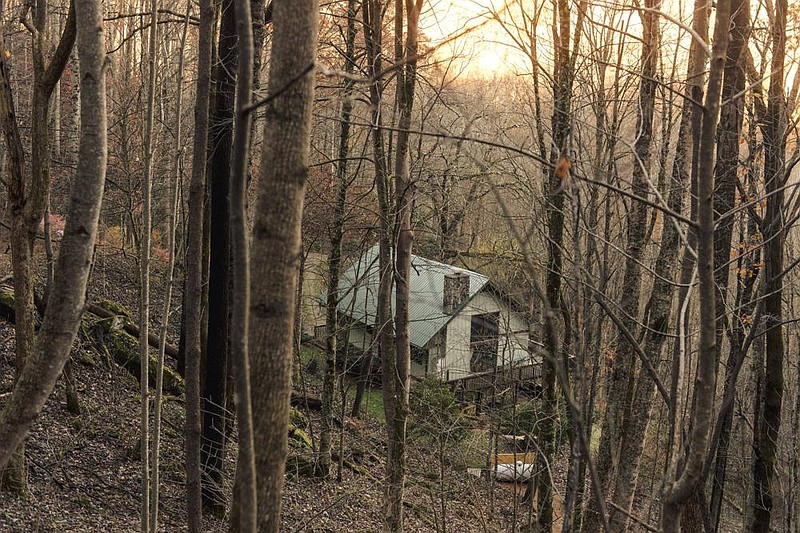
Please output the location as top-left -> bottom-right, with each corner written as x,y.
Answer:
440,291 -> 531,381
341,291 -> 532,383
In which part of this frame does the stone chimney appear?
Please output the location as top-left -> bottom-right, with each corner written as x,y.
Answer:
443,271 -> 470,314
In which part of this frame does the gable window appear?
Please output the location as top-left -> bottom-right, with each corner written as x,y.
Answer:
470,312 -> 499,373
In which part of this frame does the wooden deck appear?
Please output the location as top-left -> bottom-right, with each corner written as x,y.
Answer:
448,362 -> 542,396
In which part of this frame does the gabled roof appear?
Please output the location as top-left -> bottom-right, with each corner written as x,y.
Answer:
337,244 -> 490,348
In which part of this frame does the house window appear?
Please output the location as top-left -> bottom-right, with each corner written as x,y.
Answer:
470,312 -> 499,373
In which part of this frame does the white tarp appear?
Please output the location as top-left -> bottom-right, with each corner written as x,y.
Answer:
493,461 -> 534,482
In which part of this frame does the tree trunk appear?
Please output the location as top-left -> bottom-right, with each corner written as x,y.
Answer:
227,0 -> 256,525
250,2 -> 318,530
750,0 -> 787,528
319,0 -> 356,479
149,7 -> 190,532
706,0 -> 751,527
202,0 -> 236,513
600,2 -> 660,529
182,0 -> 213,524
665,1 -> 710,526
661,0 -> 731,529
0,0 -> 76,496
383,2 -> 423,530
138,0 -> 159,526
541,0 -> 576,529
0,0 -> 106,479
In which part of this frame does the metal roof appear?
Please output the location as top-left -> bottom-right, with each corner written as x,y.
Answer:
337,244 -> 490,348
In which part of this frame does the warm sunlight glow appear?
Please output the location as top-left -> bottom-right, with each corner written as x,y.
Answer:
422,0 -> 523,78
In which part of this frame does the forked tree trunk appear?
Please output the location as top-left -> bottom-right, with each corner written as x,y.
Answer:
661,0 -> 731,529
250,2 -> 318,530
0,0 -> 106,478
0,0 -> 76,495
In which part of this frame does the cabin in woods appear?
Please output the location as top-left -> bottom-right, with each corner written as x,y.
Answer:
327,245 -> 541,389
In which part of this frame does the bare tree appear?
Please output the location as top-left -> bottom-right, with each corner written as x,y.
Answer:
138,0 -> 159,527
0,0 -> 76,493
750,0 -> 788,529
228,0 -> 256,525
202,0 -> 237,512
149,6 -> 191,532
250,0 -> 318,529
0,0 -> 106,480
319,0 -> 357,479
661,0 -> 732,529
183,0 -> 214,526
383,1 -> 424,530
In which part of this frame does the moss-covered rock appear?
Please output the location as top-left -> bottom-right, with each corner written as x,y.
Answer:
288,423 -> 313,449
96,299 -> 132,319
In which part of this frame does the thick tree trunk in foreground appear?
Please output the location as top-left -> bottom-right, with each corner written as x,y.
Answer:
250,1 -> 318,530
0,0 -> 106,475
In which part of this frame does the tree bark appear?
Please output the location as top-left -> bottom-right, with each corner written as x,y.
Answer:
182,0 -> 213,524
228,0 -> 256,526
0,0 -> 106,477
138,0 -> 159,526
319,0 -> 356,479
750,0 -> 787,529
661,0 -> 731,529
0,0 -> 76,496
706,0 -> 751,527
149,7 -> 190,532
202,0 -> 236,513
540,0 -> 577,529
598,2 -> 660,529
250,1 -> 318,530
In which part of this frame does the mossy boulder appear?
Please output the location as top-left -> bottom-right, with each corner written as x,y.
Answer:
96,299 -> 132,319
288,423 -> 313,449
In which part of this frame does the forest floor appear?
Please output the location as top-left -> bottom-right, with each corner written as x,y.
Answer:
0,247 -> 561,532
